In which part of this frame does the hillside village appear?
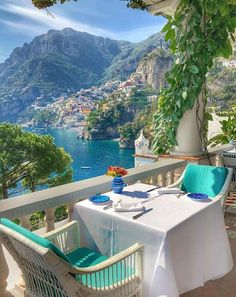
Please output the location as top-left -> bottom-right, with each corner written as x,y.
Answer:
20,72 -> 150,133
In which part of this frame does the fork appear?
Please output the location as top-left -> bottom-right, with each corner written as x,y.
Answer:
103,199 -> 122,210
176,192 -> 186,199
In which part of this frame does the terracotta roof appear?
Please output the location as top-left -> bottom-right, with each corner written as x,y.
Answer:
124,82 -> 133,87
134,154 -> 159,160
159,154 -> 209,161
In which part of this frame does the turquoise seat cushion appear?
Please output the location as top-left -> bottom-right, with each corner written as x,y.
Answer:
0,218 -> 132,288
0,218 -> 71,264
181,164 -> 228,197
67,248 -> 133,288
67,247 -> 108,267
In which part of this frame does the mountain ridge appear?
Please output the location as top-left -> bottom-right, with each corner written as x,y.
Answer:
0,28 -> 166,122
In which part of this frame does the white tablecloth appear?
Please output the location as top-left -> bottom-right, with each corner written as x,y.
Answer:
73,183 -> 233,297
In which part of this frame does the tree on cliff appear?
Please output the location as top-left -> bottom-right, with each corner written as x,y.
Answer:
0,123 -> 73,199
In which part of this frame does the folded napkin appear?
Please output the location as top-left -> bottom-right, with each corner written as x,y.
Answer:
114,202 -> 145,212
157,187 -> 182,195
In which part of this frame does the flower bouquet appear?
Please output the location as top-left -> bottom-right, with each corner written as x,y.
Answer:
107,166 -> 127,193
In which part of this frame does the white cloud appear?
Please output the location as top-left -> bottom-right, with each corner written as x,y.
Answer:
0,2 -> 117,38
0,54 -> 7,63
0,19 -> 48,37
118,23 -> 166,42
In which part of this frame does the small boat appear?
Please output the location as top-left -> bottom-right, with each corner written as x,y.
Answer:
80,166 -> 91,169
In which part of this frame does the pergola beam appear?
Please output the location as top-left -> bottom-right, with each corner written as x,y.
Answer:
143,0 -> 179,16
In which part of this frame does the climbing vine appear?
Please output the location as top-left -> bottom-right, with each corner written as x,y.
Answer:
127,0 -> 236,154
150,0 -> 236,154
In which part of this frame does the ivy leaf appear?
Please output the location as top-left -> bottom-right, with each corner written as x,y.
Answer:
176,100 -> 181,108
182,91 -> 188,99
162,21 -> 171,33
189,65 -> 199,74
205,112 -> 213,121
219,39 -> 233,58
165,28 -> 175,42
182,78 -> 189,87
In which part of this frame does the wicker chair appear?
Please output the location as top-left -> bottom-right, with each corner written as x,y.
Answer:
168,164 -> 233,212
0,219 -> 144,297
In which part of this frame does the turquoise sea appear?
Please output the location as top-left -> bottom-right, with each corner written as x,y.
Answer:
30,128 -> 134,181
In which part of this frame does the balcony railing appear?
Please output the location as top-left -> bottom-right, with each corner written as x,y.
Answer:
0,143 -> 233,297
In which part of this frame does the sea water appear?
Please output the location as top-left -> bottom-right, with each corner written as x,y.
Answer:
29,128 -> 135,181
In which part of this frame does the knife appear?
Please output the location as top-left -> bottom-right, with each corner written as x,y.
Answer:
146,186 -> 160,193
132,208 -> 153,220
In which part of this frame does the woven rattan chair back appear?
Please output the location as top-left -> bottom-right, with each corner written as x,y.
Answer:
0,222 -> 144,297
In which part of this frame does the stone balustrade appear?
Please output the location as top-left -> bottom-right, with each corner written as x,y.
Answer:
0,143 -> 233,296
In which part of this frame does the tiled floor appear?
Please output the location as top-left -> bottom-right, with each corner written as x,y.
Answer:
182,205 -> 236,297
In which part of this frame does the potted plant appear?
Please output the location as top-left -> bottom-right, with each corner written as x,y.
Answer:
209,112 -> 236,147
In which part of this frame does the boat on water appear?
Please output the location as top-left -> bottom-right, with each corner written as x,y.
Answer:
80,166 -> 91,169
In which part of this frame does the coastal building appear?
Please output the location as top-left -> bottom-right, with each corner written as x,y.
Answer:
222,60 -> 236,68
147,95 -> 158,103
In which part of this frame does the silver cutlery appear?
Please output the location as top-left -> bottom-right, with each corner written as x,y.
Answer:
146,186 -> 160,193
176,191 -> 186,198
103,204 -> 113,210
132,208 -> 153,220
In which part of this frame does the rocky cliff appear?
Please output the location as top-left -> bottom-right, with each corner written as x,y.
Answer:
136,49 -> 173,89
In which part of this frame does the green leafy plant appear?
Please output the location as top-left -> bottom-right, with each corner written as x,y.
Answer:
208,112 -> 236,147
151,0 -> 236,154
0,123 -> 73,199
126,1 -> 236,153
119,122 -> 140,140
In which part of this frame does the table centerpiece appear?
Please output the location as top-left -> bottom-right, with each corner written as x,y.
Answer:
107,166 -> 127,194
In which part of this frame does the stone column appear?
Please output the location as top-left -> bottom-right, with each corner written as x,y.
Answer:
20,215 -> 31,230
45,208 -> 55,232
170,79 -> 205,157
67,203 -> 75,223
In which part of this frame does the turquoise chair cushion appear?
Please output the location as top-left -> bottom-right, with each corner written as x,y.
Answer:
0,218 -> 71,264
181,164 -> 228,197
67,247 -> 108,267
0,218 -> 134,288
67,248 -> 133,288
0,218 -> 110,267
0,218 -> 133,288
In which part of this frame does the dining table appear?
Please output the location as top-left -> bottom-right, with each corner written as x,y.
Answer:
73,183 -> 233,297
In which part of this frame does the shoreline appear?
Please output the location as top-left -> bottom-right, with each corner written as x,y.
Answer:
24,126 -> 123,142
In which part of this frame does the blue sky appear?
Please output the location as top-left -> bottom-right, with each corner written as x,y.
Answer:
0,0 -> 166,63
